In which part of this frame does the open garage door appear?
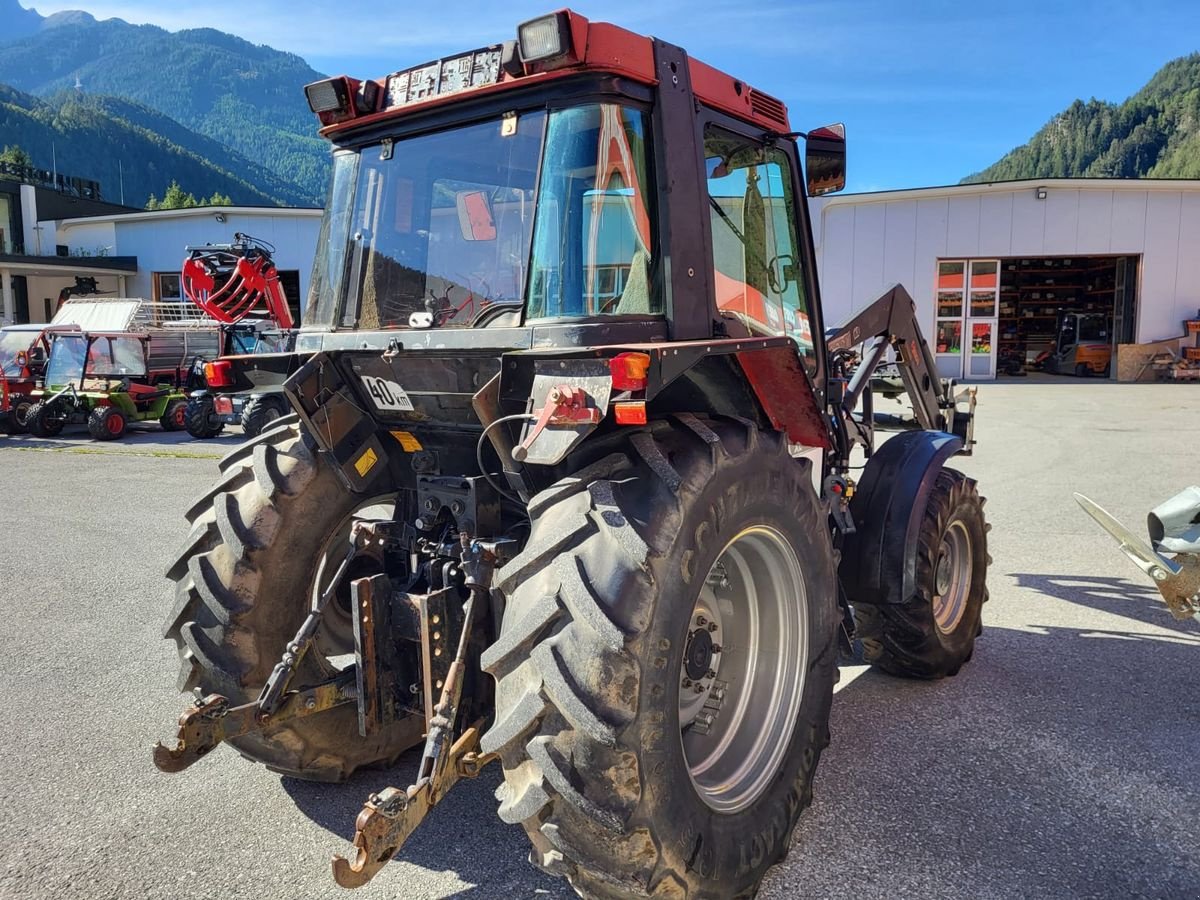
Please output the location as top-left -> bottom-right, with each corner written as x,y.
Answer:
935,255 -> 1139,380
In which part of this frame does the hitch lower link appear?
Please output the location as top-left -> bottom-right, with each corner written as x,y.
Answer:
153,522 -> 505,888
153,521 -> 374,772
332,536 -> 507,888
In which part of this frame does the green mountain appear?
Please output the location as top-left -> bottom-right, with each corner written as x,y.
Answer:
964,53 -> 1200,183
0,1 -> 329,204
0,83 -> 308,207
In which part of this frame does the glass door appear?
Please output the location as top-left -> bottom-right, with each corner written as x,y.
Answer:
935,260 -> 965,378
966,259 -> 998,378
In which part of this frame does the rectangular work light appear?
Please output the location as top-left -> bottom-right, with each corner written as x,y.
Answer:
304,77 -> 352,114
517,12 -> 572,63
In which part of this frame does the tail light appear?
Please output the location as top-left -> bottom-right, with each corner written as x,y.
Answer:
609,352 -> 651,391
204,360 -> 234,388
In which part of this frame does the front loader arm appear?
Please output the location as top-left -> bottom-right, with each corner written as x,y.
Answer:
825,284 -> 975,463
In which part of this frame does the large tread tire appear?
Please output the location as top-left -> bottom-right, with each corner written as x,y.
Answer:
26,400 -> 63,437
482,416 -> 839,899
855,468 -> 988,679
88,406 -> 127,441
184,397 -> 224,439
162,421 -> 422,781
241,397 -> 285,438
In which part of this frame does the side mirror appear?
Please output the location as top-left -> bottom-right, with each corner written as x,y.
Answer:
455,190 -> 497,241
29,347 -> 45,365
805,123 -> 846,196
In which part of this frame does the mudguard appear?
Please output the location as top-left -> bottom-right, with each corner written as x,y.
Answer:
839,430 -> 962,605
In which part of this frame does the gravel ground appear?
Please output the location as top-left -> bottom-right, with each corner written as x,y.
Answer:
0,382 -> 1197,900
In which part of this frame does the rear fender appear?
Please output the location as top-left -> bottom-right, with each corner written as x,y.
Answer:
839,430 -> 961,605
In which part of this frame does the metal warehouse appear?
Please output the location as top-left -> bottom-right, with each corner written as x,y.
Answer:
811,178 -> 1200,380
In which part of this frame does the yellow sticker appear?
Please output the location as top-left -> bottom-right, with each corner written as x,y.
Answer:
390,430 -> 423,452
354,447 -> 379,478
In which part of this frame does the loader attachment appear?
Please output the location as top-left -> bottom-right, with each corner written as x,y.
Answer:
1075,491 -> 1200,621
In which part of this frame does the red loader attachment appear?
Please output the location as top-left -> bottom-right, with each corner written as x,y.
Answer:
181,233 -> 294,329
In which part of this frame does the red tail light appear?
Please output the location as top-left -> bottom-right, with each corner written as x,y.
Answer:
204,360 -> 234,388
609,352 -> 651,391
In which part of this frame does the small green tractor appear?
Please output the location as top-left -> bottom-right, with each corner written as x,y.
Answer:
26,331 -> 189,441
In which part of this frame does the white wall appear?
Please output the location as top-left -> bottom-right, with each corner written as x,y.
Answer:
812,182 -> 1200,345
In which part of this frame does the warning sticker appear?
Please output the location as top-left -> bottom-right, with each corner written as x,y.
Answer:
354,447 -> 379,478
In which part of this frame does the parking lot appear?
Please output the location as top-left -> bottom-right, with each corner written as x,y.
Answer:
0,382 -> 1197,900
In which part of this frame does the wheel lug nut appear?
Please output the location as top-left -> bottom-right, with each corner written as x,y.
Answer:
694,684 -> 705,694
706,669 -> 717,679
707,622 -> 717,633
711,644 -> 722,654
682,677 -> 693,688
696,615 -> 707,626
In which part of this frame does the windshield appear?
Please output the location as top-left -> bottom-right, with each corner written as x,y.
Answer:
307,103 -> 659,329
45,335 -> 87,386
0,330 -> 33,377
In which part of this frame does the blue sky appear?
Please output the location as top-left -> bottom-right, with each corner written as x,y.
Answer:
26,0 -> 1200,192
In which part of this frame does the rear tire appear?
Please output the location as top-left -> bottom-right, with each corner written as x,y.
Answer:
1075,363 -> 1090,378
184,397 -> 224,439
27,400 -> 64,437
7,398 -> 32,434
241,397 -> 284,438
162,421 -> 422,780
483,417 -> 838,899
855,468 -> 988,679
160,398 -> 188,431
88,406 -> 127,441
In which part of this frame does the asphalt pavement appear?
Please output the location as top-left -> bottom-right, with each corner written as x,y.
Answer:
0,382 -> 1197,900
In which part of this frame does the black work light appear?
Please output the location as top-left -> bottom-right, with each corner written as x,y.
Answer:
305,78 -> 352,115
517,12 -> 572,63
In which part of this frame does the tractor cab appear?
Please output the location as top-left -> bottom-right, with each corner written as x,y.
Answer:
43,331 -> 152,393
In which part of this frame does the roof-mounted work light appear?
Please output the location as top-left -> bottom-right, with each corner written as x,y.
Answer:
517,12 -> 573,63
305,77 -> 351,115
304,76 -> 379,126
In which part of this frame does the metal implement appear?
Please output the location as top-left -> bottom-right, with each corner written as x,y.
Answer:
1074,492 -> 1200,621
153,679 -> 355,773
331,725 -> 494,887
333,577 -> 495,888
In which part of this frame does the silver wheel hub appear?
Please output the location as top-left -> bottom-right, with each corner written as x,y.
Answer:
679,526 -> 809,814
932,520 -> 972,635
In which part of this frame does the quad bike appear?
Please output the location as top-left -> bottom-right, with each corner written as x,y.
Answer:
153,11 -> 989,899
26,331 -> 189,440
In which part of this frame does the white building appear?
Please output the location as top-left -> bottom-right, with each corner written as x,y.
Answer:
1,172 -> 321,325
811,178 -> 1200,379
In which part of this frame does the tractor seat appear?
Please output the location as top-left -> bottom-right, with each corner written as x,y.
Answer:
124,381 -> 164,396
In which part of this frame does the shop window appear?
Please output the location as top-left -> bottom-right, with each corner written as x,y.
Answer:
969,260 -> 998,317
705,126 -> 815,370
155,272 -> 182,303
935,260 -> 965,357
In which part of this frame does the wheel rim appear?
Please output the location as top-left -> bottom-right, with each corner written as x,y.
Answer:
679,526 -> 808,814
107,412 -> 124,434
311,494 -> 397,672
173,405 -> 186,426
932,520 -> 972,634
263,406 -> 281,423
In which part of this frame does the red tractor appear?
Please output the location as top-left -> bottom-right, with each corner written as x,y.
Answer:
154,12 -> 987,899
0,324 -> 78,433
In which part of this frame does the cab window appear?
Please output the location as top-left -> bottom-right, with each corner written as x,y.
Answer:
704,127 -> 814,370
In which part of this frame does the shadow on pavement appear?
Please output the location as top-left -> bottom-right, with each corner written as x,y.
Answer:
1010,571 -> 1200,634
281,748 -> 569,898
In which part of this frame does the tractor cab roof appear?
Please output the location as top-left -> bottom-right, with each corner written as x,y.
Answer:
306,10 -> 791,139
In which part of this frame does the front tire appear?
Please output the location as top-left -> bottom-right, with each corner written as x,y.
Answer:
855,468 -> 988,678
88,406 -> 127,441
7,398 -> 32,434
241,397 -> 284,438
482,417 -> 838,899
184,396 -> 224,439
26,400 -> 64,437
162,421 -> 422,780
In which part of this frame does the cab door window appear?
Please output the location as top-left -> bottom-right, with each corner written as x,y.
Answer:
704,127 -> 814,367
